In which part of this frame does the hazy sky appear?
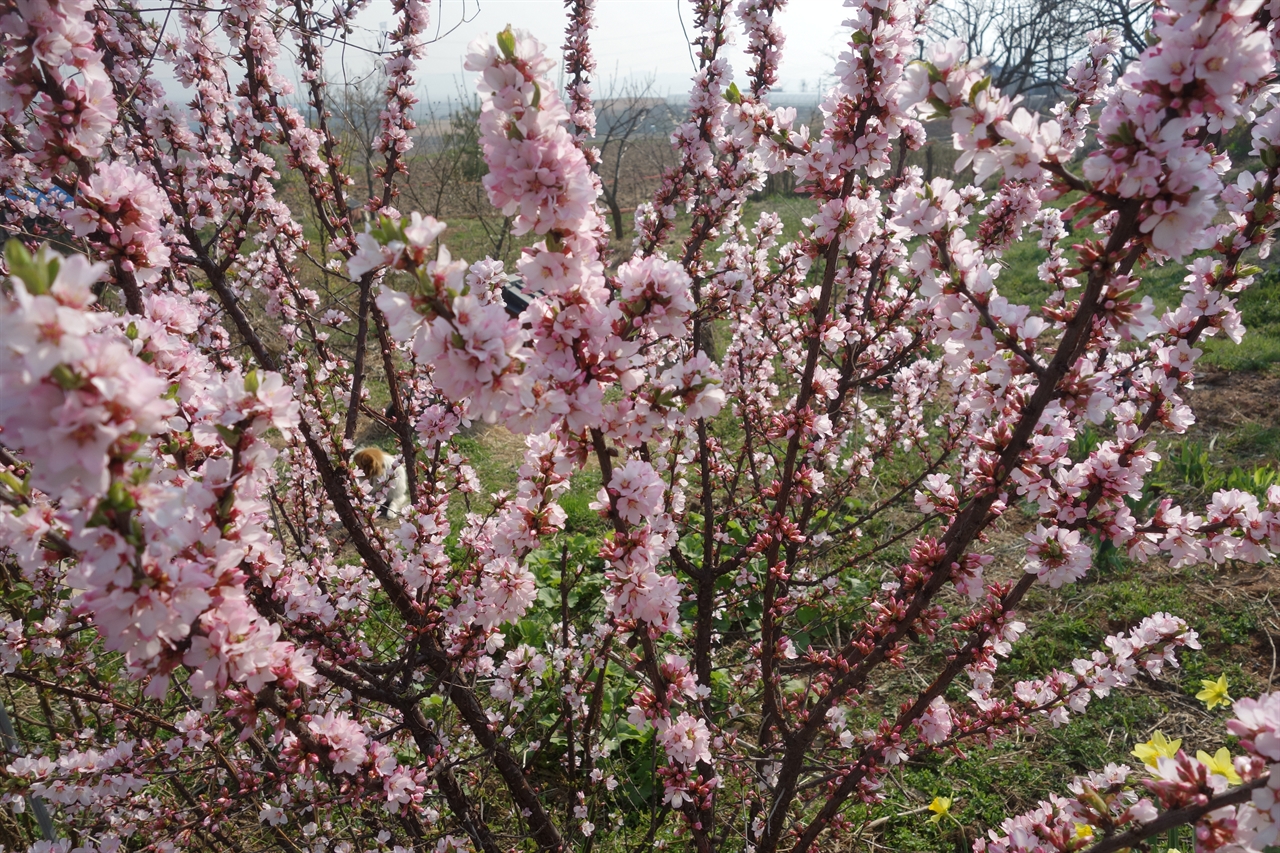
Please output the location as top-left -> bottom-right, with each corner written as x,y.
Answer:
331,0 -> 855,105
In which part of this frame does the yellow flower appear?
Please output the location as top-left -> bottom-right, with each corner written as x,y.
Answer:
1074,823 -> 1094,840
1196,675 -> 1233,710
1132,730 -> 1182,767
927,796 -> 952,824
1196,747 -> 1243,784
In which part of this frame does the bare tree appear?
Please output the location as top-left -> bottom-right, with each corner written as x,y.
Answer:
403,94 -> 482,218
333,69 -> 387,205
1092,0 -> 1154,63
402,94 -> 518,263
930,0 -> 1151,100
592,76 -> 676,239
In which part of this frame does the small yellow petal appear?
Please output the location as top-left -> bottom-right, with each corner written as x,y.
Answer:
1152,731 -> 1182,756
1132,730 -> 1182,767
1197,747 -> 1243,784
1196,675 -> 1233,710
927,796 -> 952,824
1074,823 -> 1094,840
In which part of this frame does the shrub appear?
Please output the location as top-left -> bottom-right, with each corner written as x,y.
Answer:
0,1 -> 1278,852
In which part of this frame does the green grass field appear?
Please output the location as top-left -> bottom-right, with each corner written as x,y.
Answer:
449,181 -> 1278,849
324,139 -> 1280,848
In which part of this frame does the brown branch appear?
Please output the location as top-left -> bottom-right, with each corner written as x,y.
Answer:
402,704 -> 503,853
1083,776 -> 1268,853
760,199 -> 1145,853
417,637 -> 566,852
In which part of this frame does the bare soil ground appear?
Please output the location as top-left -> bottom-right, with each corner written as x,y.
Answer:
1186,368 -> 1280,436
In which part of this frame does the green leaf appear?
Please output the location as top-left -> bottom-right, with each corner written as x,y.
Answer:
0,470 -> 26,497
516,618 -> 544,646
217,487 -> 236,517
244,368 -> 259,394
926,95 -> 952,119
724,82 -> 742,104
5,240 -> 50,294
50,364 -> 85,391
497,26 -> 516,60
215,424 -> 241,447
969,75 -> 993,102
106,479 -> 136,511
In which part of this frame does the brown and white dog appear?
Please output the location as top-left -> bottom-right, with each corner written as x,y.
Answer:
351,447 -> 410,518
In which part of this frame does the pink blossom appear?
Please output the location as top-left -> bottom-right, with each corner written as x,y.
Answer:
917,696 -> 953,744
308,712 -> 370,775
601,460 -> 665,527
656,712 -> 712,766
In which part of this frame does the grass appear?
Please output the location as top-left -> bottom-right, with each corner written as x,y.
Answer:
920,205 -> 1278,848
870,559 -> 1269,852
1200,264 -> 1280,369
334,176 -> 1279,850
446,426 -> 610,539
1228,421 -> 1280,463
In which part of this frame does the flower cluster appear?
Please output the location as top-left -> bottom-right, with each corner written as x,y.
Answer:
598,453 -> 682,634
63,161 -> 174,285
0,247 -> 309,700
0,251 -> 170,498
1,0 -> 1279,851
465,28 -> 596,237
980,691 -> 1279,853
0,0 -> 117,170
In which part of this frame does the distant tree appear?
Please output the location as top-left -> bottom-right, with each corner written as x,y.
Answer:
401,95 -> 517,262
930,0 -> 1151,98
592,76 -> 673,239
335,69 -> 390,206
